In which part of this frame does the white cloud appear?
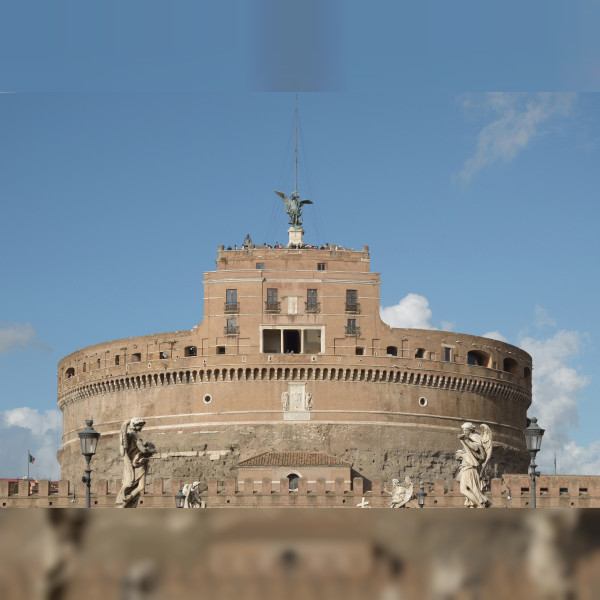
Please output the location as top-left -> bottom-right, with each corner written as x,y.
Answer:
534,305 -> 557,329
441,321 -> 455,332
458,93 -> 576,183
0,322 -> 39,354
0,408 -> 62,480
380,293 -> 435,329
482,331 -> 508,343
519,330 -> 598,474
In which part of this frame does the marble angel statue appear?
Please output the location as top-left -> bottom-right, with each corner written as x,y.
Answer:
386,476 -> 414,508
455,422 -> 492,508
115,417 -> 156,508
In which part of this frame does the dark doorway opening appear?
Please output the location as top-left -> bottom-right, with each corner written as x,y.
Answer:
283,330 -> 300,354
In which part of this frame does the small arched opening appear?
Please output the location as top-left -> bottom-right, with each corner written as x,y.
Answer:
415,348 -> 425,359
503,357 -> 519,374
287,473 -> 300,492
467,350 -> 490,368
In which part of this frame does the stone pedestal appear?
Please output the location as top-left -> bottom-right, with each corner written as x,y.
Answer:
288,227 -> 304,246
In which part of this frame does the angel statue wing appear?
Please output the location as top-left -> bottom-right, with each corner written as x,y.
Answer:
299,199 -> 313,206
401,480 -> 414,506
119,419 -> 131,457
479,423 -> 493,472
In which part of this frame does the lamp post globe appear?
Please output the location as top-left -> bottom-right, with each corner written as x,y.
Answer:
78,419 -> 100,508
175,489 -> 186,508
523,417 -> 544,508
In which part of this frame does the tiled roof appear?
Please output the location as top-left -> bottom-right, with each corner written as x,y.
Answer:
238,452 -> 352,468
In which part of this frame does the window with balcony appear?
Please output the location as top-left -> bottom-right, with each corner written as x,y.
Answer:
346,318 -> 360,336
225,289 -> 239,313
305,289 -> 319,313
266,288 -> 280,312
225,318 -> 239,335
345,290 -> 360,313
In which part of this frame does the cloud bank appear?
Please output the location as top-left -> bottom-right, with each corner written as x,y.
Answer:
458,92 -> 576,183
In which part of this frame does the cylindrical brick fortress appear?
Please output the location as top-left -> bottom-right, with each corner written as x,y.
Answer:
58,243 -> 532,488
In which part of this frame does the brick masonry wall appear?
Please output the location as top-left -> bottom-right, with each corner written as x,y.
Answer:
2,475 -> 598,508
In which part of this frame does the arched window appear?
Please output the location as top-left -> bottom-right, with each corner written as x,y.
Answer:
287,473 -> 300,492
66,367 -> 75,378
524,367 -> 531,381
415,348 -> 425,359
503,357 -> 519,374
467,350 -> 490,367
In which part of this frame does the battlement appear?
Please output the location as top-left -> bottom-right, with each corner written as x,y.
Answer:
2,475 -> 598,509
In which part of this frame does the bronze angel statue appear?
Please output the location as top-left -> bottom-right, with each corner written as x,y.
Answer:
275,190 -> 313,228
455,422 -> 493,508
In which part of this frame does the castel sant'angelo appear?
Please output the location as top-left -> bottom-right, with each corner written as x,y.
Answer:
57,185 -> 533,494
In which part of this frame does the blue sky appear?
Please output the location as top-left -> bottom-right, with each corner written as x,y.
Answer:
1,2 -> 599,480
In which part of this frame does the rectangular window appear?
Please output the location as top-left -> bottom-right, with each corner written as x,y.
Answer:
444,347 -> 451,362
159,351 -> 168,359
115,355 -> 120,366
225,289 -> 239,312
97,359 -> 101,369
355,347 -> 364,355
82,363 -> 86,372
265,288 -> 280,312
131,353 -> 141,363
225,318 -> 238,335
346,318 -> 359,335
306,289 -> 319,312
217,346 -> 226,355
345,289 -> 360,313
317,263 -> 326,271
256,263 -> 265,270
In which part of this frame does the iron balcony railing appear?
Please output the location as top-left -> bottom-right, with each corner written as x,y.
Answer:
224,325 -> 239,335
305,301 -> 321,313
265,301 -> 281,313
224,302 -> 239,313
345,326 -> 361,336
345,302 -> 361,314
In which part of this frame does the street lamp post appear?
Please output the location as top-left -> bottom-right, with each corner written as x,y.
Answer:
416,481 -> 427,508
78,419 -> 100,509
523,417 -> 544,509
